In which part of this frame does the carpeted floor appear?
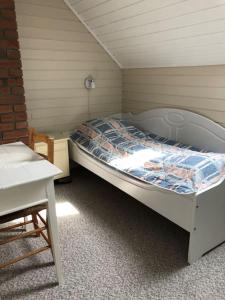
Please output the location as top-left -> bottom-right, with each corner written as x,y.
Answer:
1,167 -> 225,300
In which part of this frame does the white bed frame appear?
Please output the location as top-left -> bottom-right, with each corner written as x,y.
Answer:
69,108 -> 225,264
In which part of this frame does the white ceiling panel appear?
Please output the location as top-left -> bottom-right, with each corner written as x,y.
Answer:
65,0 -> 225,68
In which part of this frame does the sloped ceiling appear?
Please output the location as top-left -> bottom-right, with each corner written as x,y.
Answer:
65,0 -> 225,69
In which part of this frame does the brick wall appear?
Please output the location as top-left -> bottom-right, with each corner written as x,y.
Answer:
0,0 -> 28,145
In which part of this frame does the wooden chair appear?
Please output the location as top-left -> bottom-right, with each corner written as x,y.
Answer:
29,128 -> 54,164
0,129 -> 55,270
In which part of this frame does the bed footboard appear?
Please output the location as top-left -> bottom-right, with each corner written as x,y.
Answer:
188,182 -> 225,264
69,140 -> 225,264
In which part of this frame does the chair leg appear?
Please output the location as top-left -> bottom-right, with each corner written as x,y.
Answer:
23,216 -> 28,231
45,210 -> 53,256
32,213 -> 40,237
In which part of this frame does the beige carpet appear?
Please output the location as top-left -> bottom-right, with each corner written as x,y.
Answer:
1,168 -> 225,300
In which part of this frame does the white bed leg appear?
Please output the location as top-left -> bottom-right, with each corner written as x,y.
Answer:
188,183 -> 225,264
188,230 -> 203,264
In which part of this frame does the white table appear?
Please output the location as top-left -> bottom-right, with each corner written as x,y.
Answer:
0,142 -> 63,284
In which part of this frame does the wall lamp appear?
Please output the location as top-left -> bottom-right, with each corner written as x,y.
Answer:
84,75 -> 96,89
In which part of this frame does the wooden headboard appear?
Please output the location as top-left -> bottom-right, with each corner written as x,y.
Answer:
119,108 -> 225,153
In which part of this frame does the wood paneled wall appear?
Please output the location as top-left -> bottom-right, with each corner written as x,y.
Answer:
15,0 -> 121,132
14,0 -> 225,131
66,0 -> 225,68
123,66 -> 225,127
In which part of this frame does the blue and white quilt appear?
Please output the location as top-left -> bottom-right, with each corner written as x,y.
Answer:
70,118 -> 225,194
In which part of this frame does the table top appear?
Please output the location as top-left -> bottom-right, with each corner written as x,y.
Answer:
0,142 -> 62,190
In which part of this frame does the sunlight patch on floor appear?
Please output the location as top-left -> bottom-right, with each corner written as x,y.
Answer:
56,201 -> 79,217
2,201 -> 79,227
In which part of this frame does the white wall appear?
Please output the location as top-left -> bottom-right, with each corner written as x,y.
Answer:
15,0 -> 122,132
123,66 -> 225,127
66,0 -> 225,68
15,0 -> 225,131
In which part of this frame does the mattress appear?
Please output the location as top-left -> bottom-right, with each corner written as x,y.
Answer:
69,139 -> 169,193
70,118 -> 225,195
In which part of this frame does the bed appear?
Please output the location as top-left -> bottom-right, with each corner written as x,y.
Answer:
69,108 -> 225,264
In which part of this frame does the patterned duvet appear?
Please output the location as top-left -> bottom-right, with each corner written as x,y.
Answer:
70,118 -> 225,194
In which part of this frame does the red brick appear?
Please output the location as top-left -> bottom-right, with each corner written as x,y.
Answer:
8,78 -> 23,86
0,60 -> 21,68
1,9 -> 16,20
2,139 -> 15,144
0,39 -> 18,48
7,49 -> 20,59
0,95 -> 25,104
4,29 -> 18,40
22,137 -> 29,144
0,87 -> 10,96
3,129 -> 28,140
0,19 -> 16,29
11,86 -> 24,95
16,121 -> 27,129
0,105 -> 12,113
0,68 -> 8,77
0,123 -> 14,132
2,136 -> 29,145
15,112 -> 27,121
0,0 -> 14,9
0,47 -> 6,58
1,113 -> 14,122
0,2 -> 27,143
8,79 -> 17,86
14,104 -> 26,112
8,68 -> 22,77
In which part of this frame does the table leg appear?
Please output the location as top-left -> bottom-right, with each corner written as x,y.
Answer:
46,179 -> 63,284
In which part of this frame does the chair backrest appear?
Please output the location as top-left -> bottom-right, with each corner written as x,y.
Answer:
28,128 -> 54,163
